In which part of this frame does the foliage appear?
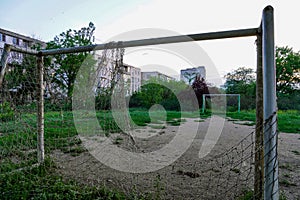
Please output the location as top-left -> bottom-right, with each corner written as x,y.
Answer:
0,101 -> 14,122
191,75 -> 209,108
277,90 -> 300,110
45,22 -> 96,101
224,67 -> 256,110
129,78 -> 185,110
276,46 -> 300,94
129,76 -> 211,111
4,54 -> 37,105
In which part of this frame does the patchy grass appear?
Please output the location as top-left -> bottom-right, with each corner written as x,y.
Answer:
0,158 -> 127,200
113,136 -> 123,145
279,179 -> 297,187
148,124 -> 166,129
291,150 -> 300,155
238,189 -> 288,200
226,110 -> 300,133
279,163 -> 293,171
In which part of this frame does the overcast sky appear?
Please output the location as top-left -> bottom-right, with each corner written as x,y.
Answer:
1,0 -> 299,85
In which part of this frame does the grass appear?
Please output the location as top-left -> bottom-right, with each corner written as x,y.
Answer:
1,108 -> 299,199
226,110 -> 300,133
148,124 -> 166,129
279,179 -> 297,187
291,150 -> 300,155
238,189 -> 288,200
0,109 -> 205,199
0,158 -> 127,200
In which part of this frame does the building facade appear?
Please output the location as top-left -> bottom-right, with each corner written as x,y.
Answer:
180,66 -> 206,85
0,28 -> 45,64
126,64 -> 141,95
141,71 -> 176,83
94,54 -> 141,96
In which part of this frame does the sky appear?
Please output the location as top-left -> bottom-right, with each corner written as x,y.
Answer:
1,0 -> 300,85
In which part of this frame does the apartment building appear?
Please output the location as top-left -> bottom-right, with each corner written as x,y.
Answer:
141,71 -> 176,83
180,66 -> 206,85
94,54 -> 141,96
125,64 -> 141,95
0,28 -> 45,63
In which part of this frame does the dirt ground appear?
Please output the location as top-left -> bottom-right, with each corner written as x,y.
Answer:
52,117 -> 300,200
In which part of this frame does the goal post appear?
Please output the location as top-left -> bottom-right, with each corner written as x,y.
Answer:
202,94 -> 240,113
0,5 -> 278,200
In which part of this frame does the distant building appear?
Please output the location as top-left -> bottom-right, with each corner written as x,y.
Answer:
124,64 -> 141,95
180,66 -> 206,85
0,28 -> 45,64
94,54 -> 141,96
0,28 -> 46,103
141,71 -> 176,82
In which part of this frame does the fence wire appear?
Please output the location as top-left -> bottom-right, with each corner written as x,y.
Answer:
0,48 -> 280,200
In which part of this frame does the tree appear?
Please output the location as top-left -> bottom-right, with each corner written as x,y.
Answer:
276,46 -> 300,94
224,67 -> 256,110
191,75 -> 209,107
129,78 -> 186,110
276,46 -> 300,110
46,22 -> 96,101
4,55 -> 37,105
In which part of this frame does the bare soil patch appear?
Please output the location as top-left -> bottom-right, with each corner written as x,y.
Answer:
52,117 -> 300,199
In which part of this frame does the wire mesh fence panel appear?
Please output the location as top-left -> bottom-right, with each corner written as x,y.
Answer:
0,48 -> 272,200
0,53 -> 40,198
0,7 -> 280,198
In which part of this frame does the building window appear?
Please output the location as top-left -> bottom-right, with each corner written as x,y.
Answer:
23,41 -> 29,48
12,37 -> 20,45
0,33 -> 6,42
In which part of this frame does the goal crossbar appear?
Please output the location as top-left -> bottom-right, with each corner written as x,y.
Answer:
0,5 -> 278,200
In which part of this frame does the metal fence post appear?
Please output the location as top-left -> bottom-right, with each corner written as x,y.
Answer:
37,55 -> 45,163
262,6 -> 279,200
254,25 -> 264,200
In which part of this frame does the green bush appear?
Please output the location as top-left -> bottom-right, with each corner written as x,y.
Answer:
0,102 -> 15,122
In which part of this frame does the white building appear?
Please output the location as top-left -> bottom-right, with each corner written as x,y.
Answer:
94,54 -> 141,96
0,28 -> 45,64
141,71 -> 176,83
126,64 -> 141,95
180,66 -> 206,85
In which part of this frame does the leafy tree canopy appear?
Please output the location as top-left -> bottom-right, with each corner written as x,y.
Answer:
46,22 -> 96,100
276,46 -> 300,94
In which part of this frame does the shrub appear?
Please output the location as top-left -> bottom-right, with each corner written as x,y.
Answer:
0,102 -> 15,122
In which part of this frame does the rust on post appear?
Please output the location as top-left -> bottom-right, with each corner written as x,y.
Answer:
254,26 -> 264,200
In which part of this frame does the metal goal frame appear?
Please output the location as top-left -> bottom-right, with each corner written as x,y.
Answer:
0,5 -> 278,200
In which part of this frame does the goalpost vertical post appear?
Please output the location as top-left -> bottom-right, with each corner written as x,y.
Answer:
254,24 -> 264,200
37,54 -> 45,163
262,6 -> 279,200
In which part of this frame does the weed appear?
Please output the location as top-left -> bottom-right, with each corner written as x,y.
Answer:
279,179 -> 297,187
279,163 -> 293,171
153,174 -> 165,200
148,124 -> 166,129
194,119 -> 205,122
291,150 -> 300,155
114,136 -> 123,145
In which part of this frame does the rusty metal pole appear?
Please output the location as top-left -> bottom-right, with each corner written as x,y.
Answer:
254,26 -> 264,200
37,55 -> 45,163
